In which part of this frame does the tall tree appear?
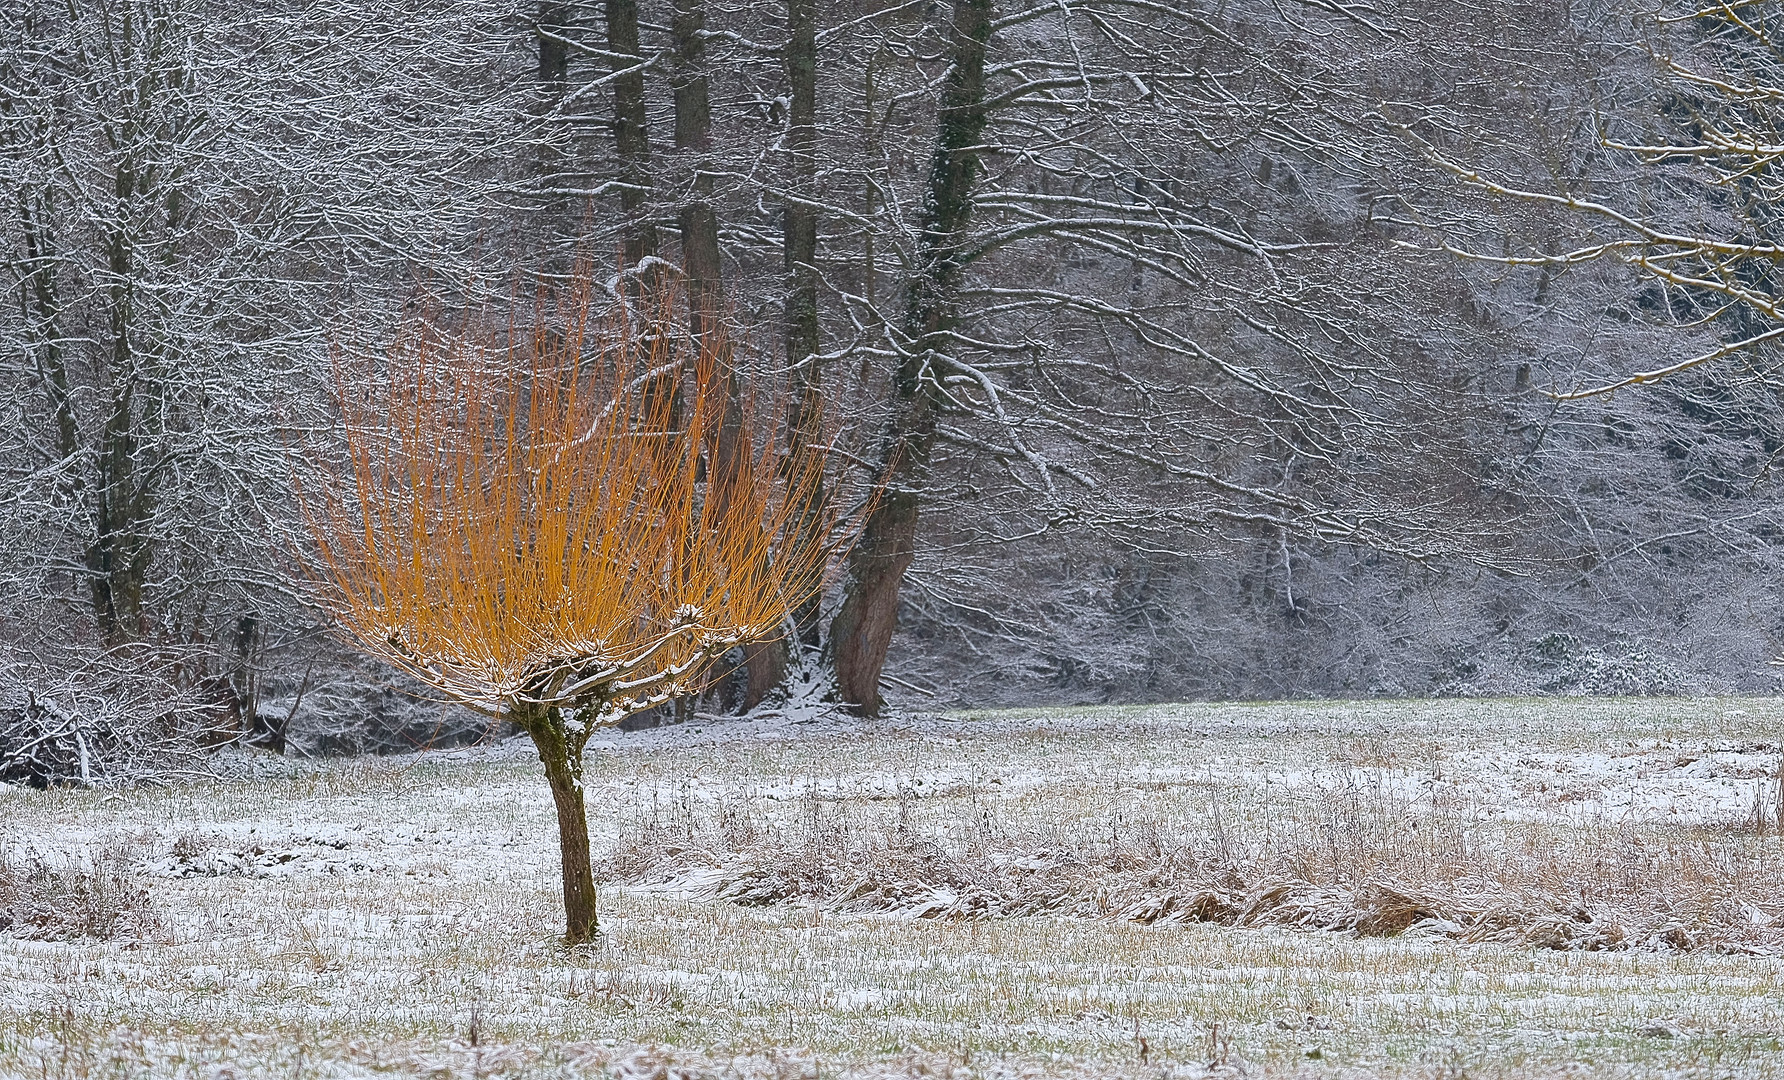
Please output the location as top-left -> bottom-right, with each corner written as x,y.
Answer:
807,0 -> 1481,712
671,0 -> 722,338
829,0 -> 994,714
0,0 -> 549,712
605,0 -> 658,270
742,0 -> 824,708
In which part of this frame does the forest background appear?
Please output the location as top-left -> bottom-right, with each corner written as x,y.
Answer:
5,0 -> 1783,757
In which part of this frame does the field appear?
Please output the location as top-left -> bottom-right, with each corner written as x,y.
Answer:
5,698 -> 1784,1079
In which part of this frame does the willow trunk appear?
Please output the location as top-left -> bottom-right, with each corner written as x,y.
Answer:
523,708 -> 598,943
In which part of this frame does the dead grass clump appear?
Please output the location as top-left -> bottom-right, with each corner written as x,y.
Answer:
0,842 -> 155,941
598,789 -> 1784,954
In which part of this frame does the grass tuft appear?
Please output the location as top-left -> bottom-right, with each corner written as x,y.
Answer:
0,840 -> 154,941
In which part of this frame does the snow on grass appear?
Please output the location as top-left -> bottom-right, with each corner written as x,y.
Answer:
3,697 -> 1784,1077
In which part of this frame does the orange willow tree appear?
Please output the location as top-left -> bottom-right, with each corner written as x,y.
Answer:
297,273 -> 840,942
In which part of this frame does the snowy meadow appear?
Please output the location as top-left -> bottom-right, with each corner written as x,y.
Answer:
5,698 -> 1784,1079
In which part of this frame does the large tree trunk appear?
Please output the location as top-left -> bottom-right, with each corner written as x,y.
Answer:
831,486 -> 922,711
741,0 -> 823,709
522,707 -> 599,943
830,0 -> 994,716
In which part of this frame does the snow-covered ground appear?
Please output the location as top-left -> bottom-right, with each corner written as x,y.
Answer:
4,697 -> 1784,1078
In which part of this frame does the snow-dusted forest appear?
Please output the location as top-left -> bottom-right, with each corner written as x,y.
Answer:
6,0 -> 1784,765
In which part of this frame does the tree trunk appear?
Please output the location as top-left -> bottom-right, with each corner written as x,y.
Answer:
535,2 -> 572,217
831,487 -> 922,712
781,0 -> 819,372
672,0 -> 756,713
605,0 -> 656,269
536,3 -> 570,84
96,202 -> 161,642
523,707 -> 599,943
672,0 -> 722,343
830,0 -> 994,716
741,0 -> 823,709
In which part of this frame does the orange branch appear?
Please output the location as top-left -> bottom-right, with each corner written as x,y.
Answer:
298,266 -> 847,722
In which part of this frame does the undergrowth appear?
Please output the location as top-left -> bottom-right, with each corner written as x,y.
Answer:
599,780 -> 1784,953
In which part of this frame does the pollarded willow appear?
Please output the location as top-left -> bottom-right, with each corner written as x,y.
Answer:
297,266 -> 845,942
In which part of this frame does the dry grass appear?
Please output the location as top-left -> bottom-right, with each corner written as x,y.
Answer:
0,839 -> 154,941
601,770 -> 1784,953
4,698 -> 1784,1078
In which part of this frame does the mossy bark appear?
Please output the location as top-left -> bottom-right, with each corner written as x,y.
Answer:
519,705 -> 598,943
831,0 -> 994,716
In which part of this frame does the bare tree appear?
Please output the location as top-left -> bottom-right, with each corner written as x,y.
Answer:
0,0 -> 552,723
789,0 -> 1522,712
1408,2 -> 1784,399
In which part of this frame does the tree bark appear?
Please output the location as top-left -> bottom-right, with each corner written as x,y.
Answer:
536,3 -> 570,84
535,2 -> 572,212
830,0 -> 994,716
781,0 -> 819,373
605,0 -> 656,269
522,707 -> 599,944
671,0 -> 756,713
96,174 -> 162,642
742,0 -> 823,709
672,0 -> 722,344
830,485 -> 922,712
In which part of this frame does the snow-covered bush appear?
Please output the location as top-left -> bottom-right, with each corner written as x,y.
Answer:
0,649 -> 239,787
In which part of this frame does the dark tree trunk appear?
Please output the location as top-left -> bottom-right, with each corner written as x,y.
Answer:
831,486 -> 923,712
830,0 -> 994,716
535,2 -> 572,209
536,3 -> 570,84
741,641 -> 784,712
95,195 -> 161,642
781,0 -> 819,372
672,0 -> 722,342
671,0 -> 755,714
742,0 -> 823,709
861,50 -> 879,324
605,0 -> 656,269
522,707 -> 599,943
669,0 -> 741,469
231,613 -> 264,746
